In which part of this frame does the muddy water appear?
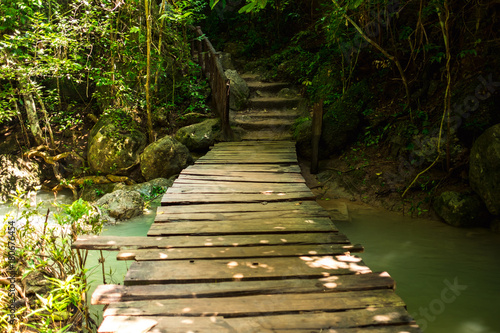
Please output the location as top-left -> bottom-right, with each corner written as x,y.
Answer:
335,204 -> 500,333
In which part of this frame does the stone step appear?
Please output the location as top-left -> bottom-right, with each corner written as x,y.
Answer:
240,73 -> 261,82
248,97 -> 302,109
232,109 -> 301,119
247,81 -> 292,94
241,130 -> 293,141
232,118 -> 294,131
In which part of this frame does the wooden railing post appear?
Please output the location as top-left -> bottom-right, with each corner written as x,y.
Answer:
187,25 -> 233,141
310,100 -> 323,174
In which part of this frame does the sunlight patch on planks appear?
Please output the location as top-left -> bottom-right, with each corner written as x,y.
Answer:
88,140 -> 420,333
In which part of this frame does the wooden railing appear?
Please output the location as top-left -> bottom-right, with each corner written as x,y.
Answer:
188,26 -> 232,139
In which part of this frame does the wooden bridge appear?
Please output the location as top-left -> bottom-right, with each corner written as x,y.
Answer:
75,141 -> 421,333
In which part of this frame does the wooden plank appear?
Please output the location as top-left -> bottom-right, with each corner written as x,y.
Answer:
155,209 -> 330,221
162,192 -> 315,204
167,182 -> 311,193
99,314 -> 419,333
92,272 -> 395,304
103,290 -> 404,317
180,169 -> 302,178
75,233 -> 349,250
150,217 -> 336,233
195,158 -> 297,164
145,232 -> 347,247
175,173 -> 305,183
210,147 -> 296,153
72,236 -> 176,251
158,201 -> 325,212
117,243 -> 364,261
226,306 -> 415,331
98,316 -> 239,333
214,141 -> 295,146
183,164 -> 301,173
124,255 -> 371,285
201,153 -> 297,159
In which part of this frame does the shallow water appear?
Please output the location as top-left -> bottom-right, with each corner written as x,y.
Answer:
336,204 -> 500,333
2,193 -> 499,332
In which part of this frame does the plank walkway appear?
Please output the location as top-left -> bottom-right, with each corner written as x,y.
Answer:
75,141 -> 420,333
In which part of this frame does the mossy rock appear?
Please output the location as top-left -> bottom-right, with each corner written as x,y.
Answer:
87,115 -> 146,175
433,191 -> 486,227
140,136 -> 193,181
175,119 -> 221,151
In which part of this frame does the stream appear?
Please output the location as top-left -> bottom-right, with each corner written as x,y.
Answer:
2,192 -> 499,332
335,203 -> 500,333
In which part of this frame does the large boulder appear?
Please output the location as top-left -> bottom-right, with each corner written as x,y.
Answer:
140,136 -> 193,181
293,118 -> 313,158
96,190 -> 144,221
225,69 -> 249,111
87,115 -> 147,175
433,191 -> 485,227
175,119 -> 221,151
0,155 -> 41,202
469,123 -> 500,215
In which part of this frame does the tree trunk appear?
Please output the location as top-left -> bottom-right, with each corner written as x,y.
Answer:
145,0 -> 154,143
19,81 -> 44,146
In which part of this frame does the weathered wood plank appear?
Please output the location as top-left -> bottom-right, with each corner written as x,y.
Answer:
103,290 -> 404,317
175,173 -> 305,183
92,272 -> 395,304
183,164 -> 301,173
74,233 -> 349,250
209,148 -> 296,153
214,141 -> 295,146
180,169 -> 302,178
155,209 -> 330,221
98,316 -> 236,333
124,255 -> 370,285
150,217 -> 336,233
201,154 -> 297,161
167,182 -> 311,193
117,243 -> 363,261
162,192 -> 315,204
98,313 -> 419,333
195,159 -> 297,164
227,306 -> 415,331
158,200 -> 325,212
144,232 -> 347,246
72,236 -> 175,251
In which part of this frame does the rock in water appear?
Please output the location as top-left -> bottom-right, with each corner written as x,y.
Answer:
469,123 -> 500,215
87,116 -> 147,175
140,136 -> 193,181
225,69 -> 249,111
0,155 -> 41,202
175,119 -> 221,151
96,190 -> 144,221
433,191 -> 485,227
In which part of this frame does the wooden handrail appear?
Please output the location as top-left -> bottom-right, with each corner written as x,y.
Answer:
188,25 -> 233,140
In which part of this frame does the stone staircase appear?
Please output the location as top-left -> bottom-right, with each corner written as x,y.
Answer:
232,74 -> 303,141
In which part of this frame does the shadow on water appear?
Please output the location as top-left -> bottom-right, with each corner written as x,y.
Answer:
335,204 -> 500,333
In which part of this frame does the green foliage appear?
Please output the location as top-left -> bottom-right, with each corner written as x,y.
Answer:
0,191 -> 103,332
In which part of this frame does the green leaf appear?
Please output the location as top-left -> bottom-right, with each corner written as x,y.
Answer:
210,0 -> 220,10
238,2 -> 257,13
350,0 -> 363,9
130,26 -> 140,33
